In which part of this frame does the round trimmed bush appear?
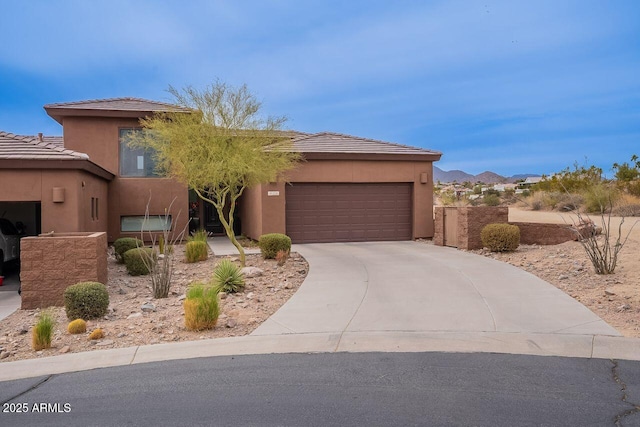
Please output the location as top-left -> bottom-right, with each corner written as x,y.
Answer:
258,233 -> 292,259
123,247 -> 156,276
114,237 -> 143,263
481,223 -> 520,252
67,319 -> 87,334
64,282 -> 109,320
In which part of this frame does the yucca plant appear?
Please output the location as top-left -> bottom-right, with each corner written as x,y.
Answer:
212,259 -> 245,293
32,310 -> 55,351
184,283 -> 220,331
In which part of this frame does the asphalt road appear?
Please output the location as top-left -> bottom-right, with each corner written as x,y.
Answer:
0,352 -> 638,426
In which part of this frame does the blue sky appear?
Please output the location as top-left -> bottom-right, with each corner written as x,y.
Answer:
1,0 -> 639,177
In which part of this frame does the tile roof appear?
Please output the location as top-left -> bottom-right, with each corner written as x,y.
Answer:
289,132 -> 441,156
44,97 -> 190,113
0,131 -> 88,160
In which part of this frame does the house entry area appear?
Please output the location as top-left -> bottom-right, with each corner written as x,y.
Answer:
0,201 -> 41,279
285,183 -> 413,243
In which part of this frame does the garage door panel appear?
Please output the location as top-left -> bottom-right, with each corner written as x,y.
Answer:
286,183 -> 412,243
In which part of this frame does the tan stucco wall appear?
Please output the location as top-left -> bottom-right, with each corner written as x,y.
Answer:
62,116 -> 141,175
241,159 -> 435,240
0,169 -> 108,234
61,116 -> 189,241
108,177 -> 189,242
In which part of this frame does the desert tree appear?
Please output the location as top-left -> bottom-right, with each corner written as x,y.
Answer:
127,81 -> 300,266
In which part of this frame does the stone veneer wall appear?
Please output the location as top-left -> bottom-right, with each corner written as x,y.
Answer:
458,206 -> 509,250
434,207 -> 577,249
20,232 -> 108,309
511,222 -> 576,245
433,207 -> 445,246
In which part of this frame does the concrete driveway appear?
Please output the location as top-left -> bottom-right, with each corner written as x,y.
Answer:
253,242 -> 623,355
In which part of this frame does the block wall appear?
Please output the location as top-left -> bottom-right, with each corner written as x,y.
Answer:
458,206 -> 509,250
20,232 -> 108,309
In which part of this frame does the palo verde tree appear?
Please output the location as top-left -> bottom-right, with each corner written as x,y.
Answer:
128,81 -> 300,266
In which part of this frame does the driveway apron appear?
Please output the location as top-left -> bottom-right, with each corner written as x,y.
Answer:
252,242 -> 619,337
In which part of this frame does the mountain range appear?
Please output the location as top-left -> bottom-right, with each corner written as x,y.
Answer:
434,166 -> 540,184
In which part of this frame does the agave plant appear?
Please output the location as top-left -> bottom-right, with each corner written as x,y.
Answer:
212,259 -> 245,293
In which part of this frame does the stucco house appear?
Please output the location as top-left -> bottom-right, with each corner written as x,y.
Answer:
0,98 -> 441,245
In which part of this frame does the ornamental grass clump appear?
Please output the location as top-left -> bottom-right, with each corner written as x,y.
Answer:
64,282 -> 109,320
258,233 -> 292,259
32,310 -> 55,351
481,223 -> 520,252
211,259 -> 245,293
185,241 -> 208,263
184,282 -> 220,331
123,247 -> 157,276
113,237 -> 143,263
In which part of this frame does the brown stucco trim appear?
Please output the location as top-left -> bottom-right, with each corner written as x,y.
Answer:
0,159 -> 114,181
300,152 -> 442,162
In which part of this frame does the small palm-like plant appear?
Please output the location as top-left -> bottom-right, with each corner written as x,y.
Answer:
32,310 -> 55,351
212,259 -> 245,293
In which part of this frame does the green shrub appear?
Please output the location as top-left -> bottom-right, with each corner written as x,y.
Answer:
258,233 -> 292,259
32,310 -> 55,351
185,240 -> 208,263
483,193 -> 501,206
212,259 -> 245,293
184,282 -> 220,331
583,184 -> 619,214
113,237 -> 143,263
481,223 -> 520,252
64,282 -> 110,320
123,247 -> 156,276
67,319 -> 87,334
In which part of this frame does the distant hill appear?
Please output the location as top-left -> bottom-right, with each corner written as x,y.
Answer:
434,166 -> 540,184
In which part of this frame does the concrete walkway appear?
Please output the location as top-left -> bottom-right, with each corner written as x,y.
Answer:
1,241 -> 638,381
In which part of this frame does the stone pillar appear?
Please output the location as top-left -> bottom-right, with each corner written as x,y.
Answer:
20,232 -> 108,309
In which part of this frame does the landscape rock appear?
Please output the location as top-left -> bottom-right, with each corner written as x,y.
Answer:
604,289 -> 616,296
127,313 -> 143,319
241,267 -> 264,278
141,303 -> 156,313
226,318 -> 237,328
59,346 -> 70,354
96,340 -> 114,346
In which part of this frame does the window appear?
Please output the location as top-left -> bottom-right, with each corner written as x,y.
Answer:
91,197 -> 99,221
121,215 -> 172,232
119,128 -> 159,177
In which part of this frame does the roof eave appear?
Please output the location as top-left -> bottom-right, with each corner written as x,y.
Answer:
301,152 -> 442,162
0,158 -> 114,180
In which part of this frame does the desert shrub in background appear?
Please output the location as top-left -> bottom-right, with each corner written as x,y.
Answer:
481,223 -> 520,252
113,237 -> 143,263
534,164 -> 603,194
212,259 -> 245,293
67,319 -> 87,334
556,192 -> 584,212
185,241 -> 209,263
483,193 -> 501,206
123,247 -> 156,276
583,183 -> 619,214
32,310 -> 55,351
64,282 -> 109,320
184,282 -> 220,331
259,233 -> 292,259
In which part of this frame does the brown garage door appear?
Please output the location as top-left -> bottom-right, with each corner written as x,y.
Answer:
286,183 -> 412,243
